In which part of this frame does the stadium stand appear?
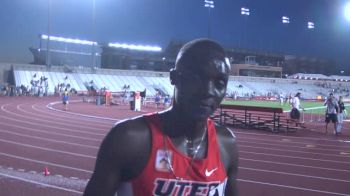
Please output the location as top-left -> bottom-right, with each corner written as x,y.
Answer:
6,63 -> 349,100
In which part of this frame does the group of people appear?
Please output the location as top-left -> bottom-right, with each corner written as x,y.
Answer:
324,93 -> 347,135
290,91 -> 347,135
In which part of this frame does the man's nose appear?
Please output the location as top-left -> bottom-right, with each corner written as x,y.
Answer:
202,81 -> 216,96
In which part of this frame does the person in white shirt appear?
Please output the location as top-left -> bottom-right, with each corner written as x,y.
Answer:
324,93 -> 338,134
279,93 -> 284,105
290,92 -> 302,120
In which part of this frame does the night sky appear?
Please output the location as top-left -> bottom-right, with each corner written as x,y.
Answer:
0,0 -> 349,71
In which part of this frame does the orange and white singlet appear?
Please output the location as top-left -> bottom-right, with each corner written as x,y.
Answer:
129,114 -> 228,196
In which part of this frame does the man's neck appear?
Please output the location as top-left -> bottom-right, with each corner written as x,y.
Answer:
160,108 -> 207,139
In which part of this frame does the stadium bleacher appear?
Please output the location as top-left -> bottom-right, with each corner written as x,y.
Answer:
6,63 -> 350,100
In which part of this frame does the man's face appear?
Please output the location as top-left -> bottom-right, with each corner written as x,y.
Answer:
174,55 -> 230,120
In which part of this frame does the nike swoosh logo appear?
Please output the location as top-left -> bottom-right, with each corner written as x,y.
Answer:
205,167 -> 218,177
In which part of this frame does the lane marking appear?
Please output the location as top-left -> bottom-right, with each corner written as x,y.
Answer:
240,144 -> 350,159
241,150 -> 350,165
0,152 -> 92,173
32,103 -> 113,125
240,167 -> 350,183
0,129 -> 99,149
16,104 -> 109,131
47,101 -> 121,121
0,121 -> 101,142
238,137 -> 350,152
306,144 -> 316,148
235,130 -> 350,144
0,173 -> 83,194
240,158 -> 350,173
0,106 -> 106,137
238,179 -> 350,196
0,139 -> 96,159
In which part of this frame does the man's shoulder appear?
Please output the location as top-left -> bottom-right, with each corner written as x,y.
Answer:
110,115 -> 150,140
106,115 -> 152,159
214,124 -> 237,146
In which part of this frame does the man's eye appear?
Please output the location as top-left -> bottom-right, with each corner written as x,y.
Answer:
216,80 -> 226,88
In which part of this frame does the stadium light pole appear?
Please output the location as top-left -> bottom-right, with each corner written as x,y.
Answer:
204,0 -> 214,38
306,21 -> 315,56
46,0 -> 51,68
281,16 -> 290,52
240,7 -> 250,48
91,0 -> 96,68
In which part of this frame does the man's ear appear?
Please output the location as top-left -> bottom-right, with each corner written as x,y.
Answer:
169,68 -> 178,85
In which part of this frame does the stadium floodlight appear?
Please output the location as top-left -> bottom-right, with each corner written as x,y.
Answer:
204,0 -> 214,8
241,7 -> 250,15
108,42 -> 162,52
204,0 -> 214,38
282,16 -> 290,24
345,1 -> 350,22
41,34 -> 97,46
308,21 -> 315,29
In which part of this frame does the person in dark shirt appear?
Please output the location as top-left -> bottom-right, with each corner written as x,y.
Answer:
336,96 -> 346,135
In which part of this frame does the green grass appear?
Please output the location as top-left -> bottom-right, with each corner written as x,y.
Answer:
221,100 -> 350,114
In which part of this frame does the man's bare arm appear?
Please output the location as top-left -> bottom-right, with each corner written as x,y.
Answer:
84,118 -> 151,196
83,127 -> 123,196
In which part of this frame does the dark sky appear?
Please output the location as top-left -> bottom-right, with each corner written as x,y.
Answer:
0,0 -> 349,70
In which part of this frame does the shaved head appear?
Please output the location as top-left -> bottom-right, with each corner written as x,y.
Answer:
175,39 -> 227,72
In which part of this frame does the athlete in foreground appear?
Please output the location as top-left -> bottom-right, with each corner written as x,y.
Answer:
84,39 -> 239,196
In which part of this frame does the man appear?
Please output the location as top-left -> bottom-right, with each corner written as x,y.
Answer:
290,92 -> 302,120
279,92 -> 284,106
84,39 -> 238,196
336,96 -> 346,135
324,93 -> 338,134
62,88 -> 69,111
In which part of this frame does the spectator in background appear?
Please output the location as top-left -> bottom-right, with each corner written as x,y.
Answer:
163,94 -> 171,108
62,88 -> 70,111
336,96 -> 346,135
279,92 -> 284,105
324,93 -> 338,135
84,39 -> 238,196
290,92 -> 303,120
155,90 -> 161,108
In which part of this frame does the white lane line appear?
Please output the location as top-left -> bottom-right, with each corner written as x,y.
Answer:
0,114 -> 104,138
47,101 -> 121,121
0,129 -> 99,149
234,130 -> 348,144
238,179 -> 350,196
239,144 -> 350,159
241,150 -> 350,164
240,167 -> 350,183
1,105 -> 106,137
240,158 -> 350,173
0,153 -> 92,173
0,121 -> 101,142
239,140 -> 350,154
16,104 -> 109,131
0,173 -> 83,194
0,139 -> 96,159
31,104 -> 112,128
238,136 -> 350,150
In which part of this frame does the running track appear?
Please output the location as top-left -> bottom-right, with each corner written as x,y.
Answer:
0,96 -> 349,196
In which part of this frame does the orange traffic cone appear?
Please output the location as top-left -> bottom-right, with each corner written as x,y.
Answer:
43,167 -> 50,176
